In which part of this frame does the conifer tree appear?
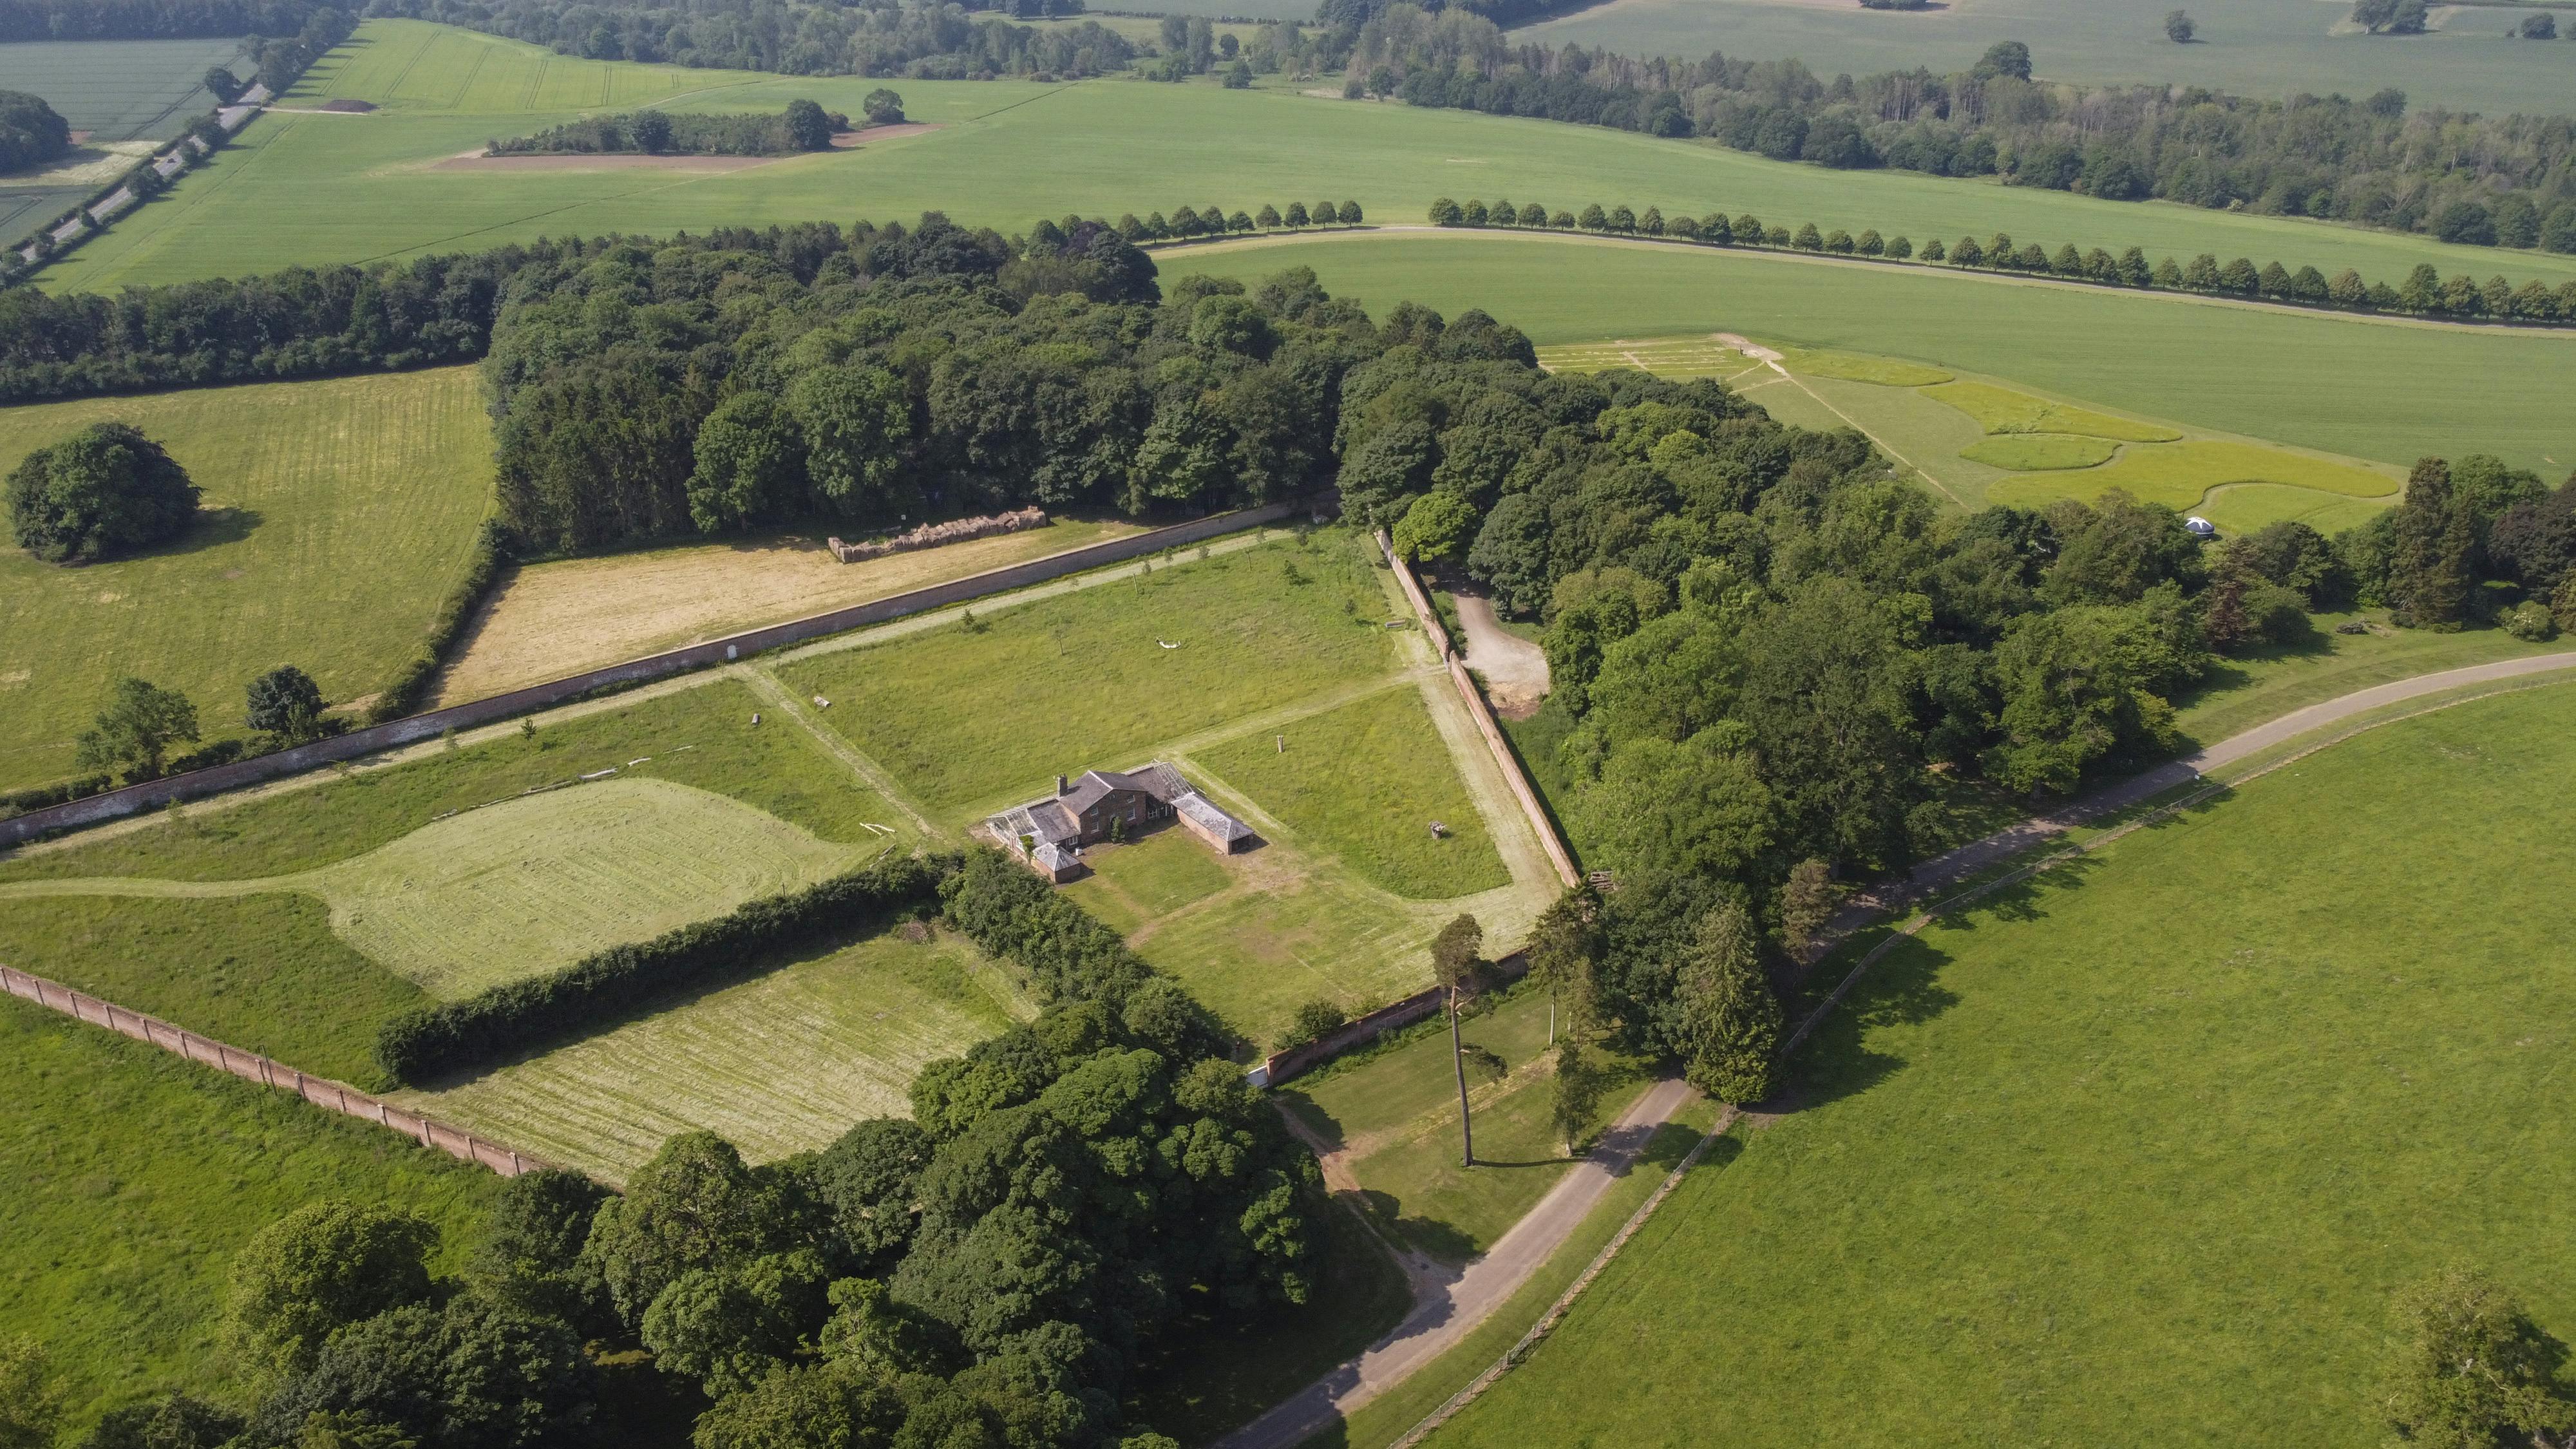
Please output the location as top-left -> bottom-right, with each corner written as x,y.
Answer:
2391,457 -> 2471,630
1676,904 -> 1781,1105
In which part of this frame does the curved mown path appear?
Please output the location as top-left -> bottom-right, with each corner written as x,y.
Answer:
1215,647 -> 2576,1449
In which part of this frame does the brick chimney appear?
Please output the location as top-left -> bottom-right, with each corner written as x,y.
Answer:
1057,774 -> 1070,796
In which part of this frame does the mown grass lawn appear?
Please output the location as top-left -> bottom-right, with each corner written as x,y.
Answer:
399,925 -> 1028,1184
778,533 -> 1395,817
1428,683 -> 2576,1448
1062,826 -> 1235,936
1198,683 -> 1510,900
2170,615 -> 2571,746
1,995 -> 498,1437
0,369 -> 493,793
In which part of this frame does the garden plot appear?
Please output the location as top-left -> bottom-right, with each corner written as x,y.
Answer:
397,926 -> 1030,1183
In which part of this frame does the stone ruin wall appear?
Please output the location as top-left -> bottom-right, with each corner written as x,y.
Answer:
828,506 -> 1049,564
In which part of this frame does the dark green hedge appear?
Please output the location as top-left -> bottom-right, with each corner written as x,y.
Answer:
936,847 -> 1155,1006
375,853 -> 945,1083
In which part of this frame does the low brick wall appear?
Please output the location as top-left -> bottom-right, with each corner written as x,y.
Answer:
1,965 -> 541,1177
1256,952 -> 1530,1088
1,500 -> 1312,849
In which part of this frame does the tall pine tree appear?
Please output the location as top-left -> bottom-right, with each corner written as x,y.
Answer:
1676,904 -> 1782,1104
2390,457 -> 2472,630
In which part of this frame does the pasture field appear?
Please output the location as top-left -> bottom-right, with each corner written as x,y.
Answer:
775,533 -> 1396,819
1958,433 -> 2118,469
1426,683 -> 2576,1448
1283,983 -> 1651,1263
45,17 -> 2576,298
397,925 -> 1031,1183
1,994 -> 497,1435
0,368 -> 493,793
1922,377 -> 2183,442
1197,682 -> 1512,900
2170,616 -> 2574,744
1990,437 -> 2400,512
1520,0 -> 2576,118
1170,234 -> 2576,480
435,515 -> 1145,706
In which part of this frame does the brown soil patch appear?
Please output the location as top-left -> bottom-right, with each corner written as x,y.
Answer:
317,99 -> 377,113
432,518 -> 1145,707
829,121 -> 943,148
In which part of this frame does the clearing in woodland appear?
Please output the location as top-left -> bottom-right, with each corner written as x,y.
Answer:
0,994 -> 497,1435
45,17 -> 2576,301
0,368 -> 493,793
433,515 -> 1145,706
395,923 -> 1032,1183
1425,683 -> 2576,1448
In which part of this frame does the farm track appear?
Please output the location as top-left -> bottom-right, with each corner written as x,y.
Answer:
737,665 -> 941,840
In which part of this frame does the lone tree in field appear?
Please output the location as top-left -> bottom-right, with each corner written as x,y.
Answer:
783,99 -> 835,151
2164,9 -> 2195,42
1431,913 -> 1486,1166
862,88 -> 904,125
246,665 -> 327,743
1676,902 -> 1781,1105
75,677 -> 199,782
2377,1266 -> 2576,1446
8,421 -> 199,564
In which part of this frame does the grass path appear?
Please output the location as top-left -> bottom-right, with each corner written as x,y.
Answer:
737,665 -> 942,840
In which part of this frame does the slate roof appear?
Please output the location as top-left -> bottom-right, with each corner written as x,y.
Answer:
1173,790 -> 1253,844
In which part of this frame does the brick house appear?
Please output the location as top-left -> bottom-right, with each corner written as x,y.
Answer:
987,761 -> 1254,882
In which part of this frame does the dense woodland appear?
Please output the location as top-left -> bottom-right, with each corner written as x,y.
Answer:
1349,11 -> 2576,252
0,90 -> 68,174
488,99 -> 852,155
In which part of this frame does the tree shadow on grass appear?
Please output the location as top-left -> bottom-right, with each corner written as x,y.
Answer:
112,506 -> 261,564
1358,1189 -> 1482,1265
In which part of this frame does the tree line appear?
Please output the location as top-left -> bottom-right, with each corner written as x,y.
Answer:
366,0 -> 1137,79
1420,196 -> 2576,323
2,848 -> 1316,1449
1345,10 -> 2576,256
486,99 -> 862,157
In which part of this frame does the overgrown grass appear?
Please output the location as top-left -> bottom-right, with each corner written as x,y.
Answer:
1127,862 -> 1453,1049
0,994 -> 498,1436
0,369 -> 493,793
0,678 -> 901,883
1958,433 -> 2117,470
777,533 -> 1394,817
397,925 -> 1028,1184
1200,684 -> 1510,900
1922,378 -> 2183,442
1779,348 -> 1953,386
1991,437 -> 2398,511
0,893 -> 422,1085
1428,685 -> 2576,1446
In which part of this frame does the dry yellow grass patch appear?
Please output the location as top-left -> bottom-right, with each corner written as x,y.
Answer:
433,516 -> 1144,705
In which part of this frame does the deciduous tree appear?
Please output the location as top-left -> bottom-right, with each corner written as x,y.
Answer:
75,676 -> 198,781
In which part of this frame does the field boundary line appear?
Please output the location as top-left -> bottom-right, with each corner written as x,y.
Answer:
0,963 -> 544,1177
1759,358 -> 1969,509
0,500 -> 1312,851
1377,532 -> 1581,890
735,664 -> 941,840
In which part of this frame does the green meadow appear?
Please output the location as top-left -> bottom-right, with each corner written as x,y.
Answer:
1521,0 -> 2576,118
1193,233 -> 2576,478
44,18 -> 2576,298
1428,683 -> 2576,1448
0,368 -> 493,793
1,994 -> 498,1434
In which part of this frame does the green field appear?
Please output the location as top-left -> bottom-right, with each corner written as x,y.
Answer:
398,925 -> 1031,1183
1171,235 -> 2576,480
1992,437 -> 2400,512
1958,433 -> 2119,469
1283,983 -> 1650,1263
0,37 -> 244,245
1426,683 -> 2576,1447
0,368 -> 493,792
775,534 -> 1396,819
46,17 -> 2576,299
1922,377 -> 2184,442
1520,0 -> 2576,117
1,994 -> 497,1434
1197,683 -> 1511,900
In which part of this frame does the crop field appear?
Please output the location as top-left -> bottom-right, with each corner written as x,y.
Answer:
1922,378 -> 2183,442
1425,683 -> 2576,1448
1958,434 -> 2119,470
1197,681 -> 1512,900
1776,348 -> 1953,387
435,516 -> 1144,706
1533,337 -> 1768,381
46,17 -> 2576,298
1173,236 -> 2576,481
1282,983 -> 1651,1263
0,37 -> 242,245
775,533 -> 1397,819
398,925 -> 1030,1183
1520,0 -> 2576,118
0,368 -> 493,793
2,994 -> 497,1435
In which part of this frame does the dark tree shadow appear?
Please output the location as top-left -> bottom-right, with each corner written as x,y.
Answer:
117,506 -> 261,563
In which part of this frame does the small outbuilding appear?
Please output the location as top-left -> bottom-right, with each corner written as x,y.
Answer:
985,761 -> 1255,882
